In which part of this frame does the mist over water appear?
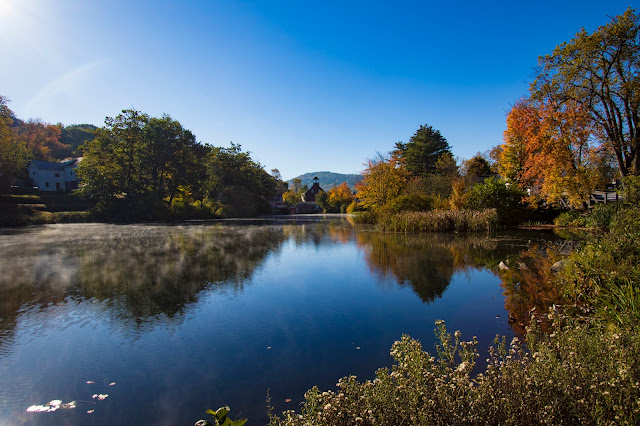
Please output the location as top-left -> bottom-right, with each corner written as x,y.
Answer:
0,218 -> 569,425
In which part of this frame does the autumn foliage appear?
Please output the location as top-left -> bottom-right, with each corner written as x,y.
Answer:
501,100 -> 610,206
355,154 -> 409,209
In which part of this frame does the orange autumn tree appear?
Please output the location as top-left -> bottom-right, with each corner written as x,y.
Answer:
327,182 -> 353,207
500,100 -> 534,188
355,154 -> 409,209
501,99 -> 608,206
16,119 -> 71,161
316,182 -> 355,213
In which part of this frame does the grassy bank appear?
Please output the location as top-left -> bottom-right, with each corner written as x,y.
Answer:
267,204 -> 640,425
0,193 -> 94,226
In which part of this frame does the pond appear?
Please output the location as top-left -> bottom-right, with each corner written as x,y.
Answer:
0,216 -> 571,425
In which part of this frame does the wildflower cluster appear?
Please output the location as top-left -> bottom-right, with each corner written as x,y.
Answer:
270,313 -> 640,425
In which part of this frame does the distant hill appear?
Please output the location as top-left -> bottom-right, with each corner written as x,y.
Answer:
287,171 -> 362,190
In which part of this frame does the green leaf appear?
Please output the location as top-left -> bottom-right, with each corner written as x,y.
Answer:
215,406 -> 230,419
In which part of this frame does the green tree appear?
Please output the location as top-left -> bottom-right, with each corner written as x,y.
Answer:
531,8 -> 640,176
465,177 -> 526,224
291,178 -> 302,193
78,109 -> 204,219
77,109 -> 150,216
143,115 -> 202,205
462,155 -> 492,177
270,168 -> 288,197
203,143 -> 277,217
395,124 -> 452,177
315,190 -> 330,212
60,124 -> 97,155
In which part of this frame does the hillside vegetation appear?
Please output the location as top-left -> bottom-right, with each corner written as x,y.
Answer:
287,171 -> 362,190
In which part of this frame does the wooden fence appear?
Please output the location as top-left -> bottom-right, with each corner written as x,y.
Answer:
589,190 -> 621,207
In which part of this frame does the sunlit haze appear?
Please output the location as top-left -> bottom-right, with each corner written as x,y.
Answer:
1,0 -> 633,179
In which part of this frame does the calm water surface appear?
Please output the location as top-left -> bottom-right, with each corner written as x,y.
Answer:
0,216 -> 569,425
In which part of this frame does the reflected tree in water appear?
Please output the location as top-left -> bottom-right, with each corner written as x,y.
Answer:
492,241 -> 568,333
355,231 -> 571,331
0,224 -> 288,344
355,233 -> 458,303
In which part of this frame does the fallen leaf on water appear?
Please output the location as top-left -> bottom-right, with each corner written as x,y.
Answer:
26,405 -> 50,413
26,400 -> 76,413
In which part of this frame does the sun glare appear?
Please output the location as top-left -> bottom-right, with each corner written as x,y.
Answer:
0,0 -> 15,18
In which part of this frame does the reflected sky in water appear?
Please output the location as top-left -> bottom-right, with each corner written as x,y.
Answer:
0,218 -> 569,425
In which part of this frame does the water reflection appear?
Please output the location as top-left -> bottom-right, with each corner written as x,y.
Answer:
354,231 -> 574,331
0,219 -> 580,425
356,232 -> 459,303
0,222 -> 576,345
0,223 -> 287,342
492,238 -> 577,333
281,217 -> 355,246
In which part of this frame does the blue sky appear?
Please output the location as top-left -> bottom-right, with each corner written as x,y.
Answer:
0,0 -> 634,179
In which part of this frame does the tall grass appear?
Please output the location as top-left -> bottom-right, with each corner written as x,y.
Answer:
352,208 -> 498,233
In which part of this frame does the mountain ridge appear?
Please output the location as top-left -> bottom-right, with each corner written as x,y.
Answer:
286,171 -> 362,190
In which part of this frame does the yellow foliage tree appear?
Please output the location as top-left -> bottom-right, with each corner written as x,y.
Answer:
355,154 -> 409,209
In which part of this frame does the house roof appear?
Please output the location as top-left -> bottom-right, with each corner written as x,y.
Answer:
30,160 -> 65,171
30,158 -> 80,171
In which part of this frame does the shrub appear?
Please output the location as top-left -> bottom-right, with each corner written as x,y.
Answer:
554,210 -> 587,227
559,206 -> 640,324
269,314 -> 640,425
350,210 -> 378,224
465,177 -> 526,225
584,203 -> 620,230
621,175 -> 640,206
385,194 -> 433,213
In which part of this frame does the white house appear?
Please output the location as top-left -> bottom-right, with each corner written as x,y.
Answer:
27,158 -> 81,192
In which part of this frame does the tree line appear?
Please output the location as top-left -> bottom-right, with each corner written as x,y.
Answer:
78,109 -> 281,220
354,8 -> 640,223
0,100 -> 283,221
